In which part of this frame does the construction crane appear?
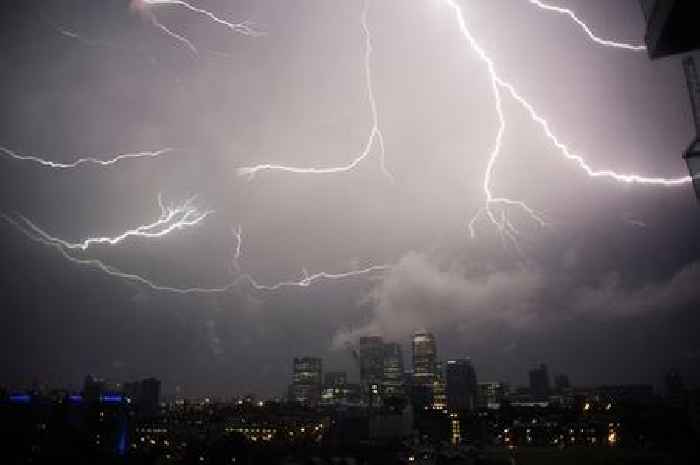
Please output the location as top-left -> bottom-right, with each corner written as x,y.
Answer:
682,56 -> 700,196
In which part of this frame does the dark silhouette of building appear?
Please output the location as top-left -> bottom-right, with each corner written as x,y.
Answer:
641,0 -> 700,59
82,375 -> 106,402
665,371 -> 686,408
529,364 -> 551,401
123,377 -> 161,417
289,357 -> 322,406
554,374 -> 571,393
360,336 -> 385,404
324,371 -> 347,388
446,358 -> 478,412
382,343 -> 405,398
140,377 -> 161,416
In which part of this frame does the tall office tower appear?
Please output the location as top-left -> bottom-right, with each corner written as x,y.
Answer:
665,370 -> 686,408
432,360 -> 448,410
382,343 -> 404,397
410,330 -> 437,410
446,358 -> 478,412
554,374 -> 571,393
412,330 -> 436,386
360,336 -> 385,401
529,363 -> 551,401
139,378 -> 161,417
324,371 -> 347,388
478,382 -> 506,409
289,357 -> 322,406
321,371 -> 347,406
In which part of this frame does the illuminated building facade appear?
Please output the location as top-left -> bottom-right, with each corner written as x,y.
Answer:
412,330 -> 436,387
382,343 -> 404,398
289,357 -> 322,407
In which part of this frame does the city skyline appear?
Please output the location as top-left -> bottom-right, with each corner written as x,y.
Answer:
1,0 -> 700,399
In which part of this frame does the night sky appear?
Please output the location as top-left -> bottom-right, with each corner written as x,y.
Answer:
1,0 -> 699,398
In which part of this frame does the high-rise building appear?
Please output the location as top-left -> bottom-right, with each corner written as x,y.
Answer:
360,337 -> 385,385
412,330 -> 436,387
554,374 -> 571,393
324,371 -> 347,388
360,336 -> 385,403
432,360 -> 448,410
446,359 -> 478,412
529,364 -> 550,401
382,343 -> 404,397
289,357 -> 322,406
410,330 -> 437,410
665,371 -> 686,408
123,377 -> 161,417
477,382 -> 506,409
139,378 -> 161,416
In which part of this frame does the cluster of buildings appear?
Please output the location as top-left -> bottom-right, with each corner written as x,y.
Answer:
288,330 -> 540,413
3,332 -> 699,463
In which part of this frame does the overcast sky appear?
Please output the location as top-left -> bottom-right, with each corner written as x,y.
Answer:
1,0 -> 699,398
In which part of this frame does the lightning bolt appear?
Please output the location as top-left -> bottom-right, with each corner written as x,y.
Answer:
149,15 -> 199,54
525,0 -> 647,51
133,0 -> 263,55
0,146 -> 173,169
229,224 -> 390,292
230,224 -> 243,274
1,215 -> 389,295
16,195 -> 212,251
444,0 -> 690,242
237,0 -> 393,181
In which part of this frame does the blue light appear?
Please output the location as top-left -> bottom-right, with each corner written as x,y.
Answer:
101,394 -> 124,404
9,394 -> 31,404
68,394 -> 83,403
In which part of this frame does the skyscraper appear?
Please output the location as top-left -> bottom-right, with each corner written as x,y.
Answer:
382,343 -> 404,397
529,363 -> 551,401
446,358 -> 478,412
478,382 -> 506,409
410,330 -> 437,410
554,374 -> 571,393
289,357 -> 322,406
139,377 -> 161,417
433,360 -> 448,410
324,371 -> 347,388
360,336 -> 385,401
412,330 -> 436,387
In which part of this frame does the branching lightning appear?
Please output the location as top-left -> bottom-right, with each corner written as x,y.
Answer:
1,214 -> 389,295
444,0 -> 691,243
17,195 -> 212,251
2,213 -> 236,294
131,0 -> 263,55
237,0 -> 393,181
525,0 -> 647,51
0,146 -> 173,169
229,224 -> 391,292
